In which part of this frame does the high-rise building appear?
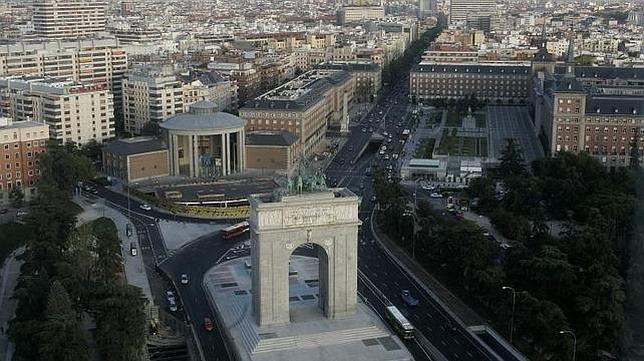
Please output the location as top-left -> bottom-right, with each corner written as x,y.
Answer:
32,0 -> 107,39
419,0 -> 437,17
449,0 -> 495,25
0,76 -> 115,145
0,39 -> 127,126
122,65 -> 184,135
0,118 -> 49,205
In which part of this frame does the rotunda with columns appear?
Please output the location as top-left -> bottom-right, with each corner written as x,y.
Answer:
160,100 -> 246,178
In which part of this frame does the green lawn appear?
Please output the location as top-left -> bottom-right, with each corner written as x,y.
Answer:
0,222 -> 31,264
475,113 -> 487,128
437,131 -> 488,157
445,112 -> 464,127
415,139 -> 436,159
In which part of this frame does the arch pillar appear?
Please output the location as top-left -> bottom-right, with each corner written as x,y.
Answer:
249,190 -> 361,327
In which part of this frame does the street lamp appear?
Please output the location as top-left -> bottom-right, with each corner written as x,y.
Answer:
559,330 -> 577,361
502,286 -> 516,343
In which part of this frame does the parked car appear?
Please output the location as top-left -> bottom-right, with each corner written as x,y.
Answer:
0,208 -> 8,214
16,210 -> 29,217
429,192 -> 443,198
400,290 -> 419,306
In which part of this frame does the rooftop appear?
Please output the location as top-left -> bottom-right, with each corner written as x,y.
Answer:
247,130 -> 298,146
160,101 -> 246,132
586,96 -> 644,116
102,136 -> 167,156
243,69 -> 351,111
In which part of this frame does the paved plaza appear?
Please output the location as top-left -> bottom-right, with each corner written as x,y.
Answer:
487,106 -> 544,163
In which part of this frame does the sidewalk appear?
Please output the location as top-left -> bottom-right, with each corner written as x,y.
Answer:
372,214 -> 487,327
0,248 -> 22,361
74,196 -> 153,302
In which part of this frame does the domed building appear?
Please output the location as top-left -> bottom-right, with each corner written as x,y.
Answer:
160,101 -> 246,178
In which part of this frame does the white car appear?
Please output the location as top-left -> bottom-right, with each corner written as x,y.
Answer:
139,204 -> 152,211
166,290 -> 175,303
430,192 -> 443,198
384,154 -> 390,160
180,274 -> 189,285
379,150 -> 386,155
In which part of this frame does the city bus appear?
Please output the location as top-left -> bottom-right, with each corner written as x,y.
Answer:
221,221 -> 250,239
385,305 -> 415,340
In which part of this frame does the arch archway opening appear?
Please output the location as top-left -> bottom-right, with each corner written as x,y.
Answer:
287,242 -> 329,323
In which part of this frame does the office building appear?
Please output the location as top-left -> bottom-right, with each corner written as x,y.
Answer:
0,76 -> 115,145
245,130 -> 300,174
240,69 -> 354,156
449,0 -> 495,25
419,0 -> 437,17
409,62 -> 531,103
0,118 -> 49,205
32,0 -> 107,39
315,62 -> 382,101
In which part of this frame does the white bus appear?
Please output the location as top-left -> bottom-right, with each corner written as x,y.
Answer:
385,305 -> 415,340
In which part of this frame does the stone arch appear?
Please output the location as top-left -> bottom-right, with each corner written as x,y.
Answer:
286,241 -> 330,321
249,191 -> 361,327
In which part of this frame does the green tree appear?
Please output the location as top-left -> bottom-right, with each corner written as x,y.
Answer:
497,138 -> 526,180
9,186 -> 24,208
94,284 -> 147,361
38,141 -> 94,191
38,281 -> 88,361
92,218 -> 123,283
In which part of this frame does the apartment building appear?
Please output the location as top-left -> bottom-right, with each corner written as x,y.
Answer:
0,39 -> 128,122
420,44 -> 479,63
337,4 -> 385,25
179,70 -> 239,113
0,76 -> 115,145
449,0 -> 495,25
410,62 -> 531,103
32,0 -> 107,39
0,118 -> 49,205
239,69 -> 354,156
122,65 -> 184,135
315,62 -> 381,101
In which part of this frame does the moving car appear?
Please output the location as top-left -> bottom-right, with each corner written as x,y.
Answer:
401,290 -> 419,306
139,204 -> 152,211
169,299 -> 178,312
180,274 -> 189,285
204,317 -> 214,332
429,192 -> 443,198
130,242 -> 137,256
16,210 -> 29,217
166,290 -> 175,303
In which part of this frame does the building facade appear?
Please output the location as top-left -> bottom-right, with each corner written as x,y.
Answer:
0,39 -> 127,122
160,101 -> 246,178
32,0 -> 107,39
102,137 -> 169,183
0,118 -> 49,205
410,62 -> 531,103
245,130 -> 300,174
122,65 -> 184,135
240,69 -> 354,156
0,76 -> 115,145
449,0 -> 495,25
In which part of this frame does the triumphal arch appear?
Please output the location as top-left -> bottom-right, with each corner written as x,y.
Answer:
248,185 -> 361,327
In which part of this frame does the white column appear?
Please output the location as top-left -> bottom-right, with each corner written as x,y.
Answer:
237,131 -> 243,172
188,135 -> 195,177
193,134 -> 199,177
171,134 -> 179,175
225,132 -> 231,175
241,130 -> 246,170
220,133 -> 226,176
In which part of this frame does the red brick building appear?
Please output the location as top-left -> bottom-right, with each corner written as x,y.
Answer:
0,118 -> 49,205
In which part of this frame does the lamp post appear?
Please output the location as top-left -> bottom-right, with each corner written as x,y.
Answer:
502,286 -> 516,343
559,330 -> 576,361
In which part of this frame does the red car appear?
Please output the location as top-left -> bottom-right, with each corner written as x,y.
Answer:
203,318 -> 214,332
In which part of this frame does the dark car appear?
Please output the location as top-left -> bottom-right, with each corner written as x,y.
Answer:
204,318 -> 214,332
401,290 -> 419,306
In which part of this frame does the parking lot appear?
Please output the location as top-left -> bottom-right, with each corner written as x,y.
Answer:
487,106 -> 544,163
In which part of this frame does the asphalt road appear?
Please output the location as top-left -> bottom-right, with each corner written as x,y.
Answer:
92,65 -> 495,361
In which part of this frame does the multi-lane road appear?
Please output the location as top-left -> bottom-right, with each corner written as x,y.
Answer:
92,64 -> 496,361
